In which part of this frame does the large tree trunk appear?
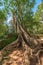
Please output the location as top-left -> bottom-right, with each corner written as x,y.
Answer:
12,16 -> 39,49
0,15 -> 43,65
12,16 -> 43,60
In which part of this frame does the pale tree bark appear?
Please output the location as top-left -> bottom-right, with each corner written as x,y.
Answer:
12,15 -> 40,49
0,14 -> 43,65
11,11 -> 43,54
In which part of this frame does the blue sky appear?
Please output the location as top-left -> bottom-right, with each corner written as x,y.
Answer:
33,0 -> 41,12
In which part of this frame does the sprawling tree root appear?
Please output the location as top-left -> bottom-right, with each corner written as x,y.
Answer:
0,16 -> 43,65
0,38 -> 31,65
0,37 -> 43,65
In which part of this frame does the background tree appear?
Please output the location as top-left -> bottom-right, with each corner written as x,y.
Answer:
34,3 -> 43,34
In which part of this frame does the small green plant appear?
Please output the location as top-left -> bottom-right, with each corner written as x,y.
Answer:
0,33 -> 18,50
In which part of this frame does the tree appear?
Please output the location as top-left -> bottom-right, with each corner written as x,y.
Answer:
34,3 -> 43,34
34,3 -> 43,22
0,24 -> 7,35
0,0 -> 36,33
0,10 -> 7,35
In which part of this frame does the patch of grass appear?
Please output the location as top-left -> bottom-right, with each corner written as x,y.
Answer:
0,33 -> 18,50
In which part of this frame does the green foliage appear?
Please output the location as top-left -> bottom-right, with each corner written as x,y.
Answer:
0,0 -> 43,34
34,3 -> 43,34
34,3 -> 43,22
0,23 -> 8,35
0,10 -> 6,22
0,0 -> 36,34
0,33 -> 18,50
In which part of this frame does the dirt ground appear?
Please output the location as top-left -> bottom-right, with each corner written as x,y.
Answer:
0,42 -> 43,65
